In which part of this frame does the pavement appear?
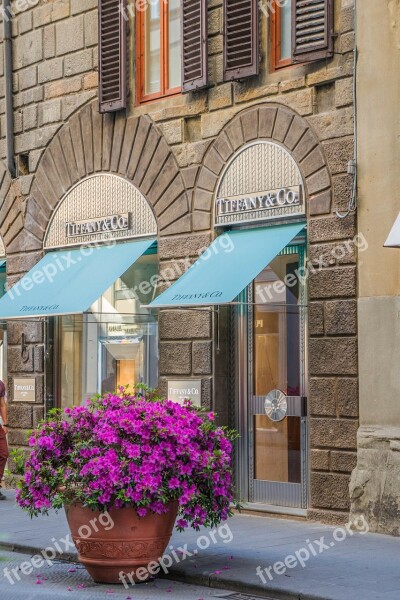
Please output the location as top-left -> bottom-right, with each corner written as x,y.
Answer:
1,489 -> 400,600
0,549 -> 237,600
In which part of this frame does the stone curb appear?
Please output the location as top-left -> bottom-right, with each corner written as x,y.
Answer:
0,541 -> 77,564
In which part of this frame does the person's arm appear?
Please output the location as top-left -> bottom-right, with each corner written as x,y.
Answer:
0,397 -> 7,434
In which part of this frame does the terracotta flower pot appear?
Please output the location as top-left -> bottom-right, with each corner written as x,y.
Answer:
65,501 -> 179,584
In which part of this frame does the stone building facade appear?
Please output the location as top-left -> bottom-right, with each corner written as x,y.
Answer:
0,0 -> 358,523
349,2 -> 400,535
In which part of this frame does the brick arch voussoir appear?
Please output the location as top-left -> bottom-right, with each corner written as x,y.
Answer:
197,103 -> 332,219
30,100 -> 191,245
0,167 -> 28,256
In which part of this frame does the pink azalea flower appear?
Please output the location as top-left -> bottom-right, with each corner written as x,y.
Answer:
15,389 -> 236,532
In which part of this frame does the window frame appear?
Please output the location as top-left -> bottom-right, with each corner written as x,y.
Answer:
136,0 -> 182,104
270,0 -> 293,72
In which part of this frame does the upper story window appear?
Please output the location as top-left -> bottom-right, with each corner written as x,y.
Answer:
270,0 -> 293,70
270,0 -> 335,72
98,0 -> 335,114
136,0 -> 182,103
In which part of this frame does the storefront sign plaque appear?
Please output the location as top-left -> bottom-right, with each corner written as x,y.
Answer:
214,141 -> 306,227
216,187 -> 304,226
13,378 -> 36,403
66,214 -> 131,239
168,380 -> 202,407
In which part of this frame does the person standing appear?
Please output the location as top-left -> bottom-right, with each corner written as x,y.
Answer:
0,380 -> 8,500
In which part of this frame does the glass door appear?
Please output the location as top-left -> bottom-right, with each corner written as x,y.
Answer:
236,245 -> 308,509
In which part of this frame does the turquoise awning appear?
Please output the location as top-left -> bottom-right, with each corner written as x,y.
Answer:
0,239 -> 155,319
149,222 -> 306,308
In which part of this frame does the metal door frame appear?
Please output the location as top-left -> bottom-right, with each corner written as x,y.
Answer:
235,241 -> 308,511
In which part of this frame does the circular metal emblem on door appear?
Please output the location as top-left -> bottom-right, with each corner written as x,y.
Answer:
265,390 -> 288,422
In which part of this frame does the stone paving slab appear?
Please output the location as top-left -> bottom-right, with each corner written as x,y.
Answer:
1,490 -> 400,600
0,550 -> 233,600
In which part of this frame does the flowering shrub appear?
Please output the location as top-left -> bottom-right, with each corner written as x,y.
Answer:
15,389 -> 236,531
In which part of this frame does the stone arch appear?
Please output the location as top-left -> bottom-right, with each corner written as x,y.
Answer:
0,161 -> 17,255
25,100 -> 191,250
195,103 -> 332,221
44,173 -> 158,249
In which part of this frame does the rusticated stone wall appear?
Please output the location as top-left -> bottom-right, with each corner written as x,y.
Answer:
0,0 -> 359,522
307,214 -> 359,524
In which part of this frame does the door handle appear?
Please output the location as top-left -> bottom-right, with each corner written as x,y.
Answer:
285,396 -> 307,417
253,395 -> 307,418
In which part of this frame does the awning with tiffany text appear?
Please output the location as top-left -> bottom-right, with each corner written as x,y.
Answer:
0,239 -> 156,319
148,222 -> 306,308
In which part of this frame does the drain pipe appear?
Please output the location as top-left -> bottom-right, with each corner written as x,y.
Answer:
3,0 -> 16,179
336,0 -> 357,218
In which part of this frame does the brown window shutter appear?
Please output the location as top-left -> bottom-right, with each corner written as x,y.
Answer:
223,0 -> 259,81
292,0 -> 335,63
182,0 -> 208,92
98,0 -> 127,113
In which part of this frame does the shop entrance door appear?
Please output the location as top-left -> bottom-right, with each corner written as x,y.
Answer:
236,245 -> 308,510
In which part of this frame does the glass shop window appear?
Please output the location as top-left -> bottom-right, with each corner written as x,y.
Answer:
58,252 -> 159,410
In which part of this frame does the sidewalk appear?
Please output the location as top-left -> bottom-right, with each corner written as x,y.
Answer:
1,489 -> 400,600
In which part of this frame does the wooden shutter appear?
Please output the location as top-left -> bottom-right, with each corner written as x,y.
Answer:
292,0 -> 334,63
223,0 -> 259,81
98,0 -> 127,113
182,0 -> 208,92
